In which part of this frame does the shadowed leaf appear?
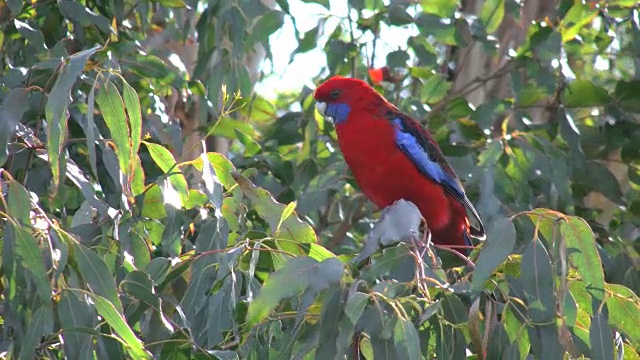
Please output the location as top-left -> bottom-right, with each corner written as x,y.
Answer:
472,218 -> 516,289
246,257 -> 343,327
521,238 -> 555,323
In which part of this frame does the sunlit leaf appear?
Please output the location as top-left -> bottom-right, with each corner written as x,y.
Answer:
421,0 -> 458,18
604,284 -> 640,348
186,152 -> 236,189
78,291 -> 150,358
143,141 -> 189,207
45,46 -> 100,193
233,172 -> 317,243
563,80 -> 611,107
560,216 -> 605,303
480,0 -> 505,33
560,4 -> 598,43
97,79 -> 133,184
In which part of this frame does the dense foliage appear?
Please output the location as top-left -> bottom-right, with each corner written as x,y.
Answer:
1,0 -> 639,359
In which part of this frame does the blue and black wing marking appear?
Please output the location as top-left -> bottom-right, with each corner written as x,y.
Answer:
391,114 -> 485,239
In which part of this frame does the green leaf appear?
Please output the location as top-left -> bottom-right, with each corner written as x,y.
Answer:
234,129 -> 262,157
277,201 -> 297,232
394,317 -> 421,360
614,80 -> 640,113
246,257 -> 343,327
12,226 -> 51,307
276,242 -> 337,262
145,257 -> 172,285
563,80 -> 611,107
560,4 -> 598,43
516,84 -> 548,107
151,0 -> 186,8
316,288 -> 346,359
188,152 -> 236,189
18,306 -> 53,360
520,238 -> 555,323
79,291 -> 149,359
58,291 -> 96,359
291,23 -> 322,59
143,141 -> 189,207
8,178 -> 30,223
388,5 -> 414,26
86,85 -> 99,178
590,309 -> 615,360
131,155 -> 145,196
14,19 -> 46,52
206,116 -> 257,140
233,172 -> 317,243
72,242 -> 123,312
141,185 -> 167,219
120,270 -> 160,309
480,0 -> 505,33
420,73 -> 451,104
472,218 -> 516,289
46,46 -> 100,193
586,161 -> 625,205
126,54 -> 178,85
59,0 -> 111,33
560,216 -> 605,303
0,89 -> 29,166
386,50 -> 410,68
441,294 -> 468,324
610,0 -> 639,6
97,79 -> 134,185
604,283 -> 640,348
249,10 -> 284,46
345,292 -> 369,324
122,81 -> 142,164
421,0 -> 458,18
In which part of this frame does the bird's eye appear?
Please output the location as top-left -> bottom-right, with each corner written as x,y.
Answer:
330,90 -> 341,99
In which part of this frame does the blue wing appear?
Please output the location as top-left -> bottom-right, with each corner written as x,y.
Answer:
391,116 -> 485,239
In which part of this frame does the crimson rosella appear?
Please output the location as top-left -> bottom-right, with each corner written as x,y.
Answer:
314,76 -> 485,248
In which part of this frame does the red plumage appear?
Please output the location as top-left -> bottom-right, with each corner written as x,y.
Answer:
314,76 -> 485,248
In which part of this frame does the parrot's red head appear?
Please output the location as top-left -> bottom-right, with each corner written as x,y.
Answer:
314,76 -> 386,125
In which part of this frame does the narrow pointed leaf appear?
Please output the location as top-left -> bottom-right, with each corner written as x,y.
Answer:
521,239 -> 555,323
45,46 -> 100,193
590,309 -> 614,360
472,218 -> 516,289
96,79 -> 132,184
73,242 -> 122,312
79,291 -> 149,359
122,81 -> 142,167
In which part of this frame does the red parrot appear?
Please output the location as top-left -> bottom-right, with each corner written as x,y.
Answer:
314,76 -> 485,248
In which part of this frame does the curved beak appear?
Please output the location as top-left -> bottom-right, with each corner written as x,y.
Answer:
315,101 -> 334,123
316,101 -> 327,115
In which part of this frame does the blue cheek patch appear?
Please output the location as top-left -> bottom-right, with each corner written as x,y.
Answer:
326,103 -> 351,124
393,118 -> 464,197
